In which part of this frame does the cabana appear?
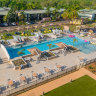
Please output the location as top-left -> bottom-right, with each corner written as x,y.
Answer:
51,29 -> 63,39
34,32 -> 44,42
13,36 -> 22,42
12,36 -> 24,46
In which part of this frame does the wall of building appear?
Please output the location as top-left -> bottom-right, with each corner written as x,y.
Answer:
0,44 -> 10,60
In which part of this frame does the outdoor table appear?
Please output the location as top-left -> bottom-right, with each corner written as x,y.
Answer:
32,73 -> 38,78
45,68 -> 50,73
56,65 -> 62,69
20,76 -> 26,82
8,80 -> 14,86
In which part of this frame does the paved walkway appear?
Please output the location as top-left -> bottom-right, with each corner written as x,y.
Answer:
18,68 -> 96,96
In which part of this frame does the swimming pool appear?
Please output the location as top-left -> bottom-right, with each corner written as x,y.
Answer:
6,36 -> 96,59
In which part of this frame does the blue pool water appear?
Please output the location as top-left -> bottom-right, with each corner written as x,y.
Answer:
6,36 -> 96,59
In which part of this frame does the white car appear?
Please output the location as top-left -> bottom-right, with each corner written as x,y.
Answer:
26,21 -> 31,25
3,23 -> 8,26
11,22 -> 16,26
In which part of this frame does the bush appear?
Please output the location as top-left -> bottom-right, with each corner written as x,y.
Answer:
89,66 -> 94,69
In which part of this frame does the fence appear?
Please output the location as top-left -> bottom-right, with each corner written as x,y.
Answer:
1,57 -> 96,96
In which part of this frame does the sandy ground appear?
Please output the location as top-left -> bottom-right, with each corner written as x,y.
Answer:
18,68 -> 96,96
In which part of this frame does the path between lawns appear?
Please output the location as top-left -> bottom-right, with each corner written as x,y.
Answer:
18,68 -> 96,96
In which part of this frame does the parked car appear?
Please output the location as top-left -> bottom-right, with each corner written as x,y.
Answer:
8,22 -> 16,26
11,22 -> 16,26
0,23 -> 8,27
26,21 -> 35,25
26,21 -> 31,25
30,21 -> 35,24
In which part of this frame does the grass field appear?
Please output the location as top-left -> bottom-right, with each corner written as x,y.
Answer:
44,75 -> 96,96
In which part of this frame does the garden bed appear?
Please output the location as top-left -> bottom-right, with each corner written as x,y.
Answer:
12,58 -> 27,70
46,52 -> 58,60
40,51 -> 58,60
85,62 -> 96,74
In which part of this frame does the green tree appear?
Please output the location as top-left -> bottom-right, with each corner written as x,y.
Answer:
3,15 -> 7,22
0,0 -> 96,11
62,10 -> 78,20
46,7 -> 51,17
19,11 -> 25,21
47,44 -> 56,50
52,8 -> 60,20
18,49 -> 25,55
5,8 -> 17,23
73,38 -> 78,45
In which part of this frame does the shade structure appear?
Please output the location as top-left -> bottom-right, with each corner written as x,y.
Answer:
8,80 -> 14,86
28,47 -> 42,56
56,64 -> 62,68
45,68 -> 50,73
56,42 -> 68,49
32,73 -> 38,77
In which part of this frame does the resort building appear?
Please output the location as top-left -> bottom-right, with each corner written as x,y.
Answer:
0,7 -> 10,23
24,8 -> 64,21
78,9 -> 96,20
0,7 -> 64,23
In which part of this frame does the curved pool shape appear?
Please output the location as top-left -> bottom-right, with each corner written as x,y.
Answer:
6,36 -> 96,59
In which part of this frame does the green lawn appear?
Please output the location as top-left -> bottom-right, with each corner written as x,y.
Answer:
44,75 -> 96,96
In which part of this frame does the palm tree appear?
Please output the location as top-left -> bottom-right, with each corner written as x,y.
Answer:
47,44 -> 56,50
73,38 -> 78,46
18,49 -> 25,55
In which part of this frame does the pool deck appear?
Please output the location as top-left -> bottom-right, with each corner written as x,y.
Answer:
0,47 -> 8,59
0,34 -> 96,94
0,50 -> 94,86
